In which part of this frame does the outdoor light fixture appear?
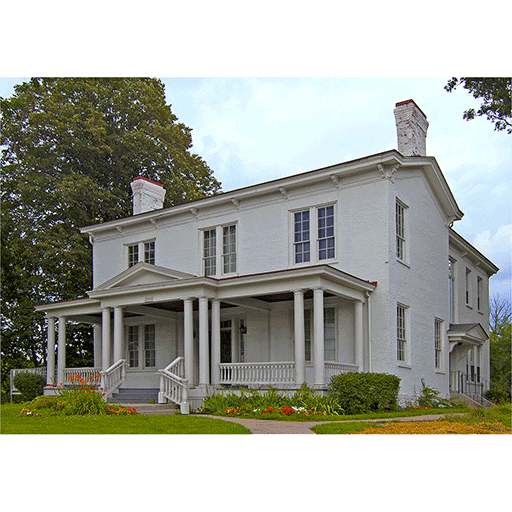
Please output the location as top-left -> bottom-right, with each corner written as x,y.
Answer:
239,320 -> 247,335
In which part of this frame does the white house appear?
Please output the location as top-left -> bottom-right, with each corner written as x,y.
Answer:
35,99 -> 498,412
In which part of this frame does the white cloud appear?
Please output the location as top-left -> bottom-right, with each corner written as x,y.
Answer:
473,225 -> 512,258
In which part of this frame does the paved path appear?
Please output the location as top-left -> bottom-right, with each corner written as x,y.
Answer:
205,413 -> 459,434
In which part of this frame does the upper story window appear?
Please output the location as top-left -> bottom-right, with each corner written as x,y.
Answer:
396,199 -> 407,262
465,268 -> 471,306
127,240 -> 155,268
449,258 -> 456,323
477,276 -> 483,311
202,224 -> 237,276
292,204 -> 336,265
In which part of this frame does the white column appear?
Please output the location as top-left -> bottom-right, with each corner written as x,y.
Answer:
113,306 -> 124,362
211,299 -> 221,385
183,298 -> 194,386
313,288 -> 325,388
93,324 -> 102,368
46,317 -> 56,386
355,300 -> 364,371
198,297 -> 210,386
57,317 -> 66,386
294,289 -> 306,386
102,307 -> 112,370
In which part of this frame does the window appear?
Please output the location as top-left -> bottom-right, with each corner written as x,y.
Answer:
465,268 -> 471,305
292,204 -> 336,265
318,206 -> 335,260
434,319 -> 442,369
449,258 -> 456,323
222,225 -> 237,274
127,240 -> 155,267
294,210 -> 311,264
303,307 -> 336,362
397,304 -> 407,362
477,276 -> 482,311
396,200 -> 406,261
203,229 -> 216,276
128,326 -> 139,368
144,324 -> 156,367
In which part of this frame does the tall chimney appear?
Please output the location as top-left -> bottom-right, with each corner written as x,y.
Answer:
394,99 -> 429,156
130,177 -> 166,215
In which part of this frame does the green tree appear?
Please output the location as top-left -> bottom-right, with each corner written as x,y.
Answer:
489,294 -> 511,399
445,77 -> 512,134
1,78 -> 221,395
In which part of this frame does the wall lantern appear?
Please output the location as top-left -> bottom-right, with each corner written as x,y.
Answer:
239,320 -> 247,335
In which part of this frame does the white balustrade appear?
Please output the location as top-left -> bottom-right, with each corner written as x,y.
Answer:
100,359 -> 127,399
158,357 -> 189,414
63,367 -> 101,386
219,362 -> 296,386
324,362 -> 359,383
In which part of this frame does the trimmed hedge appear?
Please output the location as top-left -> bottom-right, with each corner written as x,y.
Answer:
327,372 -> 401,415
13,372 -> 46,401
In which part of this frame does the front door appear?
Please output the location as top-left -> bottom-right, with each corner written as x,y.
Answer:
220,320 -> 232,363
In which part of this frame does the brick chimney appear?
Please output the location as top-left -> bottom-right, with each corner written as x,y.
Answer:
394,99 -> 429,156
130,177 -> 166,215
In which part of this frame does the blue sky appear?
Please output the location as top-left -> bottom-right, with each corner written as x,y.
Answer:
1,77 -> 510,300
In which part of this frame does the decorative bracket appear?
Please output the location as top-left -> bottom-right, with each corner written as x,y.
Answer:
278,187 -> 289,200
231,198 -> 240,209
330,175 -> 341,189
150,218 -> 158,228
377,163 -> 400,183
115,226 -> 123,234
190,208 -> 198,219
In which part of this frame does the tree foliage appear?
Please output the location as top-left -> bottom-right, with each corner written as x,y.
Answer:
489,295 -> 511,399
1,78 -> 221,393
445,77 -> 512,134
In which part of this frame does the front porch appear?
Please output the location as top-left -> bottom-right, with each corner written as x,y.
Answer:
35,264 -> 376,412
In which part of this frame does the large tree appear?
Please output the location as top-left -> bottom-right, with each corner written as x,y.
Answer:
1,78 -> 221,393
489,295 -> 511,399
445,77 -> 512,134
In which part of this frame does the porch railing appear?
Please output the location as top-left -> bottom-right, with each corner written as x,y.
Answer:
219,362 -> 295,386
325,362 -> 359,383
100,359 -> 127,399
63,367 -> 101,386
158,357 -> 189,414
449,370 -> 492,405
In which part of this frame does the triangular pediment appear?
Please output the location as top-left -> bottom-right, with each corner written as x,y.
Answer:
448,323 -> 489,346
93,263 -> 196,291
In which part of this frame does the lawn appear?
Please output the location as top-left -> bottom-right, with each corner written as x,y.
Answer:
312,403 -> 511,434
0,404 -> 251,435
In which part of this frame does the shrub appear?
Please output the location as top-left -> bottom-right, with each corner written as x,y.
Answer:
484,387 -> 510,404
327,372 -> 401,415
416,379 -> 451,408
12,372 -> 46,401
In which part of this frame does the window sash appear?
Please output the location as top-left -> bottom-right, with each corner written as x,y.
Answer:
128,244 -> 139,267
318,206 -> 335,260
396,201 -> 405,261
128,326 -> 139,368
477,277 -> 482,310
294,210 -> 311,264
144,241 -> 155,265
397,305 -> 406,361
434,319 -> 442,368
222,225 -> 237,273
203,229 -> 217,276
144,324 -> 156,367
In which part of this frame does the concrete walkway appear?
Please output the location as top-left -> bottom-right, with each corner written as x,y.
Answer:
205,413 -> 459,434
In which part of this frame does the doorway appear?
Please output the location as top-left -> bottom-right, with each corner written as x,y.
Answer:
220,320 -> 232,364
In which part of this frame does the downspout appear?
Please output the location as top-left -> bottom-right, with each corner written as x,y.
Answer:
366,291 -> 372,372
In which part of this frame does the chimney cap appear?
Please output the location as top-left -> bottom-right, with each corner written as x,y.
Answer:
132,176 -> 164,188
395,99 -> 427,119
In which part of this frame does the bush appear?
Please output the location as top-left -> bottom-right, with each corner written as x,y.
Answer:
484,387 -> 510,404
416,379 -> 451,408
327,372 -> 401,415
12,372 -> 46,401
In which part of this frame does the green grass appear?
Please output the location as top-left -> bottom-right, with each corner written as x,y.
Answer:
447,402 -> 511,427
0,404 -> 251,435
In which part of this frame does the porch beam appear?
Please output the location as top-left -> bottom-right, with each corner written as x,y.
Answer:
124,305 -> 179,320
46,317 -> 56,386
313,288 -> 325,388
222,297 -> 272,312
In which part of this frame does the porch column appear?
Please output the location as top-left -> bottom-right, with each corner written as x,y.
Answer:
313,288 -> 325,388
102,307 -> 112,370
294,289 -> 306,386
113,306 -> 124,362
355,300 -> 364,371
57,317 -> 66,386
198,297 -> 209,386
46,317 -> 56,386
93,324 -> 102,368
211,299 -> 221,386
183,298 -> 194,386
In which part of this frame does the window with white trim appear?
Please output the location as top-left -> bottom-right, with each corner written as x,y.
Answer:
477,276 -> 482,311
203,229 -> 217,276
126,324 -> 156,368
465,268 -> 471,306
434,319 -> 442,369
222,225 -> 237,274
127,240 -> 156,267
292,204 -> 336,265
128,325 -> 139,368
397,304 -> 407,362
396,199 -> 406,262
144,324 -> 156,367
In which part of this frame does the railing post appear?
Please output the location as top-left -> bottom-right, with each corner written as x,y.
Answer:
158,373 -> 166,404
181,380 -> 190,415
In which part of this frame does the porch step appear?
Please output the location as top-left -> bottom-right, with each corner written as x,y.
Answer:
109,388 -> 160,404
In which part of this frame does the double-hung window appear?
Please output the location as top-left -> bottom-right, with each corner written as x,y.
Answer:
397,304 -> 407,362
477,276 -> 482,311
396,199 -> 406,262
128,326 -> 139,368
144,324 -> 156,368
203,229 -> 217,276
293,204 -> 335,265
127,324 -> 156,369
434,319 -> 442,369
127,240 -> 156,268
222,225 -> 237,274
465,268 -> 471,306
